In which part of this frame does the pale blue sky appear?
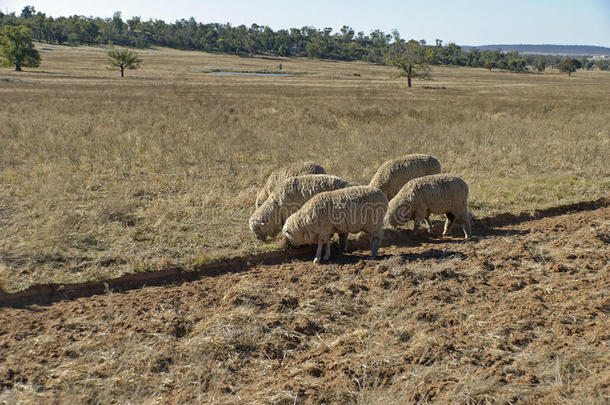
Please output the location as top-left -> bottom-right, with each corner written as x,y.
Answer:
3,0 -> 610,46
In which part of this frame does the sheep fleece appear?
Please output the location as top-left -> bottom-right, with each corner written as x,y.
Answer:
249,174 -> 351,239
282,186 -> 388,247
255,161 -> 326,207
369,154 -> 441,200
386,174 -> 470,228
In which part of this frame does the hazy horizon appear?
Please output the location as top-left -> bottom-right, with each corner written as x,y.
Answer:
3,0 -> 610,47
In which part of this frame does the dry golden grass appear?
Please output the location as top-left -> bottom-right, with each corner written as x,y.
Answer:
0,44 -> 609,291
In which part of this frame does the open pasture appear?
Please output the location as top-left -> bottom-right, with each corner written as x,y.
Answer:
0,44 -> 609,290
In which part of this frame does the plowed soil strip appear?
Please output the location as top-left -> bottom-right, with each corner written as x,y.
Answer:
1,198 -> 607,307
0,203 -> 608,403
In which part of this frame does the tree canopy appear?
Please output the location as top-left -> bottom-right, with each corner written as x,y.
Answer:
386,34 -> 430,87
0,25 -> 40,71
107,48 -> 141,77
558,58 -> 583,76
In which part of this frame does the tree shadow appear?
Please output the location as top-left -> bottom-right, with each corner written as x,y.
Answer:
23,70 -> 64,75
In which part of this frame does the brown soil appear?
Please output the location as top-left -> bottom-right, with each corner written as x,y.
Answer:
0,204 -> 608,404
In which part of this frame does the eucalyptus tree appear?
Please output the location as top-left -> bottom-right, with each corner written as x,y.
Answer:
0,25 -> 40,71
386,32 -> 430,87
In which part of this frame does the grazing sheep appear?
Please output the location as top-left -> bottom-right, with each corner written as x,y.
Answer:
385,174 -> 471,239
282,186 -> 388,263
369,154 -> 441,200
255,161 -> 326,208
249,174 -> 351,241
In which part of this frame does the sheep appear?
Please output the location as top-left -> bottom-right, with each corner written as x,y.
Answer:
282,186 -> 388,263
255,161 -> 326,208
385,174 -> 471,239
249,174 -> 352,241
369,154 -> 441,200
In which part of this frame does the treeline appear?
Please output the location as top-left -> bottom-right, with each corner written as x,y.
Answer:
432,46 -> 609,72
1,6 -> 609,72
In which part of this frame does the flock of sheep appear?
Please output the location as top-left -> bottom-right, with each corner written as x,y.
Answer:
249,154 -> 472,263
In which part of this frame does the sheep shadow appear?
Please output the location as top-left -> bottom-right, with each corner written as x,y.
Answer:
316,246 -> 467,266
383,219 -> 529,246
395,249 -> 467,262
311,230 -> 465,265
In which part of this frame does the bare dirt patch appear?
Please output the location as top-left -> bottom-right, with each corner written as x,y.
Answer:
0,205 -> 608,403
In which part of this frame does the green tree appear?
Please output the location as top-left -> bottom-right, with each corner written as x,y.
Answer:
595,59 -> 609,71
582,59 -> 595,70
507,58 -> 527,73
0,25 -> 41,71
107,48 -> 141,77
558,58 -> 582,76
534,57 -> 546,72
386,34 -> 430,87
481,49 -> 501,70
20,6 -> 35,20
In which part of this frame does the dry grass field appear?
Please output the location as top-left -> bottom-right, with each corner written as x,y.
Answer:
1,44 -> 608,291
0,44 -> 609,404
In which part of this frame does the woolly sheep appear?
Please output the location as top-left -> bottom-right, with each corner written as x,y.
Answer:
249,174 -> 352,241
369,154 -> 442,200
255,161 -> 326,208
385,174 -> 471,239
282,186 -> 388,263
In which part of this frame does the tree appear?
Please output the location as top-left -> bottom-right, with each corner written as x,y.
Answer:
533,57 -> 546,72
20,6 -> 35,20
107,48 -> 141,77
558,58 -> 582,76
507,58 -> 527,73
582,59 -> 594,70
386,34 -> 430,87
0,25 -> 41,71
595,59 -> 609,71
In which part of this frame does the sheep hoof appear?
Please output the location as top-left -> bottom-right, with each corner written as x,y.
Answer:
313,257 -> 320,264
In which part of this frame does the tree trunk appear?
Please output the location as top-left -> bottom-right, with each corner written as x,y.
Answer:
120,66 -> 124,77
568,71 -> 571,77
407,75 -> 411,87
15,64 -> 22,72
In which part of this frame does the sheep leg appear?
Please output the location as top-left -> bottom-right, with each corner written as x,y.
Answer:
323,239 -> 331,261
339,233 -> 348,253
442,213 -> 456,237
461,213 -> 472,239
413,210 -> 425,235
369,237 -> 380,259
313,239 -> 323,264
423,215 -> 432,234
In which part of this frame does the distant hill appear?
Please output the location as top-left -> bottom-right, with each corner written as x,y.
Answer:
462,44 -> 610,56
